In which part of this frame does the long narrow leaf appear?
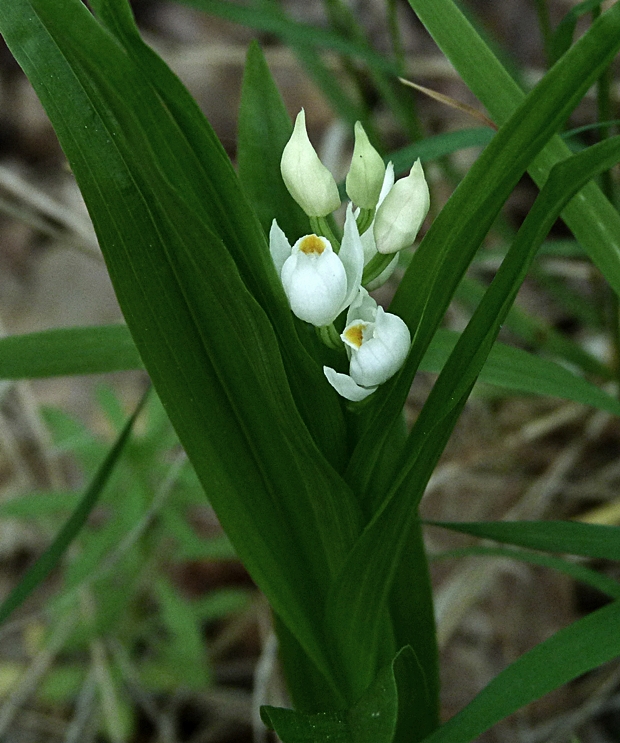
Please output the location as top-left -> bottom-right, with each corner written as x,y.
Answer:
429,520 -> 620,561
326,132 -> 620,700
407,0 -> 620,297
431,545 -> 620,600
0,325 -> 143,378
348,5 -> 620,499
420,601 -> 620,743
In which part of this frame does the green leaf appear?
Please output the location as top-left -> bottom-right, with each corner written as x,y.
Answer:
420,329 -> 620,416
0,0 -> 362,698
262,646 -> 426,743
0,390 -> 147,627
389,128 -> 495,172
420,601 -> 620,743
326,131 -> 620,706
550,0 -> 603,64
349,5 -> 620,501
407,0 -> 620,298
87,0 -> 349,469
431,545 -> 620,600
428,520 -> 620,561
237,41 -> 309,240
0,325 -> 143,379
177,0 -> 399,76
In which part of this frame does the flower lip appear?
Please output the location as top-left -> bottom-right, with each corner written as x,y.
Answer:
342,321 -> 368,350
298,234 -> 328,255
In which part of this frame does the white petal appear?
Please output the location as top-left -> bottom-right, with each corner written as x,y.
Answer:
281,250 -> 347,326
323,366 -> 377,401
377,162 -> 395,207
269,219 -> 292,276
349,308 -> 411,387
346,286 -> 378,326
336,204 -> 365,314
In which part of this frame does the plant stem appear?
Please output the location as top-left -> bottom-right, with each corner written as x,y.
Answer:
533,0 -> 553,67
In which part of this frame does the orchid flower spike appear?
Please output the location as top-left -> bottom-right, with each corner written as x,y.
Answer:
269,204 -> 364,327
323,288 -> 411,401
280,109 -> 341,217
373,158 -> 430,255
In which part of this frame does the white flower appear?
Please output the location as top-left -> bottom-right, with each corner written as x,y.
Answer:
323,288 -> 411,401
280,109 -> 341,217
270,205 -> 364,327
345,121 -> 385,209
373,158 -> 429,255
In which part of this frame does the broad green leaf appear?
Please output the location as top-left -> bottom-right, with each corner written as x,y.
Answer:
0,0 -> 362,698
407,0 -> 620,297
428,520 -> 620,561
421,329 -> 620,416
0,390 -> 147,627
262,646 -> 427,743
87,0 -> 349,469
431,545 -> 620,600
420,601 -> 620,743
0,325 -> 143,379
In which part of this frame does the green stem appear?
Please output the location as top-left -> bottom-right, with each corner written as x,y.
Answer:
533,0 -> 553,67
309,215 -> 341,250
356,207 -> 375,236
362,252 -> 394,286
317,323 -> 343,350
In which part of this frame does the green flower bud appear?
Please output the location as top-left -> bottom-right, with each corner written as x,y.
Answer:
345,122 -> 386,209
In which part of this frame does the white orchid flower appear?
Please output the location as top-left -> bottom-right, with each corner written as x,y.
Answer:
280,109 -> 341,218
269,205 -> 364,327
323,288 -> 411,401
373,158 -> 430,255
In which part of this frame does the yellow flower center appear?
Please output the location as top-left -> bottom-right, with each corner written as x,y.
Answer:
343,322 -> 366,349
299,234 -> 326,255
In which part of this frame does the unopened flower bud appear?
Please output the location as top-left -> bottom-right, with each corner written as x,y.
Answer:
345,122 -> 385,209
280,110 -> 341,217
373,159 -> 429,254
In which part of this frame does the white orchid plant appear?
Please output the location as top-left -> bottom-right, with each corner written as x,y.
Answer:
270,109 -> 430,401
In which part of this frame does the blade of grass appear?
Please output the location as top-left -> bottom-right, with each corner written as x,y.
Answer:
407,0 -> 620,298
431,545 -> 620,600
428,520 -> 620,561
420,600 -> 620,743
0,389 -> 148,627
420,329 -> 620,416
348,8 -> 620,500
